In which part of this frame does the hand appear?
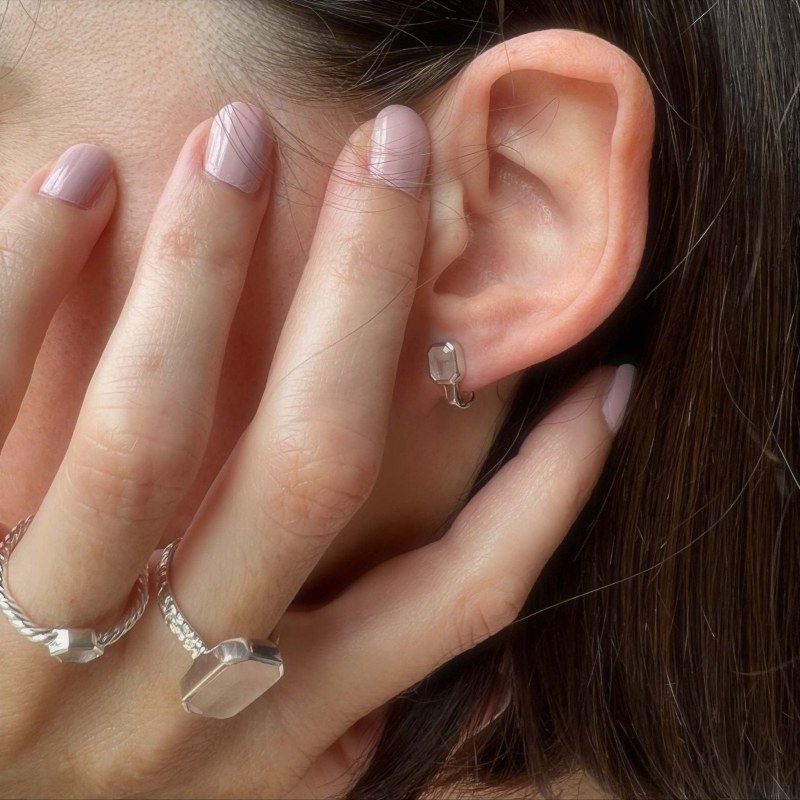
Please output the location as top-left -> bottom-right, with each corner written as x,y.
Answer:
0,102 -> 632,799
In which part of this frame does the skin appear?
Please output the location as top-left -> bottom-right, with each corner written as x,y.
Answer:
0,0 -> 517,605
0,1 -> 653,797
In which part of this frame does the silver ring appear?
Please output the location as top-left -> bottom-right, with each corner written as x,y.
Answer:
0,513 -> 150,663
156,537 -> 284,720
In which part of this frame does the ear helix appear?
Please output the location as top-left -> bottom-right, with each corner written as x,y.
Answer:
427,341 -> 475,409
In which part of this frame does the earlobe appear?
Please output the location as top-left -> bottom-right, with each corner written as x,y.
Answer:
416,29 -> 655,395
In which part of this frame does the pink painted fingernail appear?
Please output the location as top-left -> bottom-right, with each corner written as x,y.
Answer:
204,101 -> 273,194
369,105 -> 430,198
602,364 -> 637,434
39,144 -> 114,208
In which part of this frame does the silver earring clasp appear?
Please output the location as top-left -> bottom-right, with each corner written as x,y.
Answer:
427,341 -> 475,409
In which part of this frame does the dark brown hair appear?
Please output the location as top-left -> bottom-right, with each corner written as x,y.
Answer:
233,1 -> 800,797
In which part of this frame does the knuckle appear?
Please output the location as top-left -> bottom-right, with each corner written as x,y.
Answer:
327,230 -> 373,285
537,439 -> 600,520
255,696 -> 335,790
329,230 -> 418,294
0,207 -> 70,297
154,218 -> 244,285
0,230 -> 31,289
259,420 -> 379,533
87,749 -> 159,798
453,574 -> 528,655
84,719 -> 212,799
64,411 -> 203,524
0,711 -> 37,775
378,246 -> 420,287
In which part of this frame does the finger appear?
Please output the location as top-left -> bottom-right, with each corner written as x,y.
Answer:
267,365 -> 636,742
281,705 -> 389,800
6,103 -> 274,640
144,105 -> 431,661
0,144 -> 116,450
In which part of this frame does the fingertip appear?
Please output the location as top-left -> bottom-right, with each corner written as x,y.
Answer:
36,143 -> 116,210
519,366 -> 616,458
202,101 -> 274,195
333,107 -> 432,201
331,119 -> 376,178
602,363 -> 637,434
368,105 -> 430,199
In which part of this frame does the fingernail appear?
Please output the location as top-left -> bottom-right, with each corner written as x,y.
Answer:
602,364 -> 637,434
369,105 -> 430,198
204,101 -> 273,194
39,144 -> 114,208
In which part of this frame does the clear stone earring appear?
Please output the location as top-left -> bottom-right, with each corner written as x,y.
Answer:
427,341 -> 475,409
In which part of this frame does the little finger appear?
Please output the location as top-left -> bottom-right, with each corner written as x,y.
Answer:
266,365 -> 636,745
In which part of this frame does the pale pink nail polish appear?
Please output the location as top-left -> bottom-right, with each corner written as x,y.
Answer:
602,364 -> 637,433
204,101 -> 272,194
39,143 -> 114,208
369,105 -> 430,197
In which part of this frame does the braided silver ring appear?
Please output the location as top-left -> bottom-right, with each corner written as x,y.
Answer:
0,513 -> 150,663
156,537 -> 284,719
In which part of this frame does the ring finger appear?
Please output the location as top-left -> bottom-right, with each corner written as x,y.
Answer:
6,103 -> 274,647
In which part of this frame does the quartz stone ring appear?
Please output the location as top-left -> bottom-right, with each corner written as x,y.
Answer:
0,513 -> 150,663
156,538 -> 284,720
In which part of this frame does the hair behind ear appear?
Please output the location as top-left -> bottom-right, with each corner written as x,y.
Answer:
341,3 -> 800,799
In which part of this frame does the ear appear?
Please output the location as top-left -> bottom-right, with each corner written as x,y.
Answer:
411,29 -> 655,396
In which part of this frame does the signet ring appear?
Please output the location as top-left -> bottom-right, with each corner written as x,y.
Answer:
155,538 -> 284,720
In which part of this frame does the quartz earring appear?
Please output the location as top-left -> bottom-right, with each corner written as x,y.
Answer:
427,341 -> 475,409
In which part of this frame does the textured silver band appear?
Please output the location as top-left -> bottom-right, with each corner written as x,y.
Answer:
155,538 -> 208,658
0,513 -> 150,650
156,537 -> 281,660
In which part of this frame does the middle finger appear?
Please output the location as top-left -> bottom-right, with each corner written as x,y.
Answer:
7,102 -> 275,636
